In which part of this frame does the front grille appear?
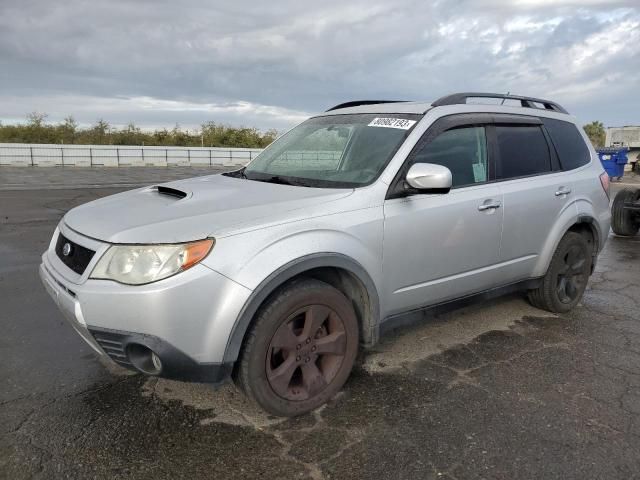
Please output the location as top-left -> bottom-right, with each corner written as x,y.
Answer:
91,330 -> 133,368
55,233 -> 95,275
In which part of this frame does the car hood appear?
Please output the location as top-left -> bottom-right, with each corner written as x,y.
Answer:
63,174 -> 354,243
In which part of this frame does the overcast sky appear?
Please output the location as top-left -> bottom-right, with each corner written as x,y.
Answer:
1,0 -> 638,131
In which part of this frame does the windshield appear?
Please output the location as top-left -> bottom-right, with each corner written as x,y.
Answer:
241,113 -> 421,188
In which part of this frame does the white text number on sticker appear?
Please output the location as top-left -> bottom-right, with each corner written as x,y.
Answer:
367,118 -> 416,130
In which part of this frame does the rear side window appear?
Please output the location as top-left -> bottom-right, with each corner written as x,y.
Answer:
542,118 -> 591,170
495,125 -> 552,180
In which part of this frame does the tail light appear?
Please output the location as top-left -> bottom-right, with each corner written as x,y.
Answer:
599,171 -> 610,200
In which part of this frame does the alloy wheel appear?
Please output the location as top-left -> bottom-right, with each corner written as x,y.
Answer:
556,245 -> 587,304
265,304 -> 349,401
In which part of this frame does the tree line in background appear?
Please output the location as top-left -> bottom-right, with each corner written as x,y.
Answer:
583,121 -> 606,148
0,113 -> 278,148
0,112 -> 609,149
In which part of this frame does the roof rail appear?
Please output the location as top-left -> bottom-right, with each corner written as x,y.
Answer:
431,92 -> 568,114
326,100 -> 409,112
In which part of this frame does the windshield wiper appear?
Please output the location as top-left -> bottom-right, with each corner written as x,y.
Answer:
223,167 -> 248,179
248,175 -> 303,186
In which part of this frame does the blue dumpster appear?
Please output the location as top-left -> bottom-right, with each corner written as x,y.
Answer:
597,147 -> 629,181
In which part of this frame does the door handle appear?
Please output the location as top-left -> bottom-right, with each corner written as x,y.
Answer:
555,187 -> 572,196
478,202 -> 501,211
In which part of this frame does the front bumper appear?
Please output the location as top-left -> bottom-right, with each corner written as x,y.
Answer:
88,326 -> 233,383
40,262 -> 104,354
39,229 -> 252,383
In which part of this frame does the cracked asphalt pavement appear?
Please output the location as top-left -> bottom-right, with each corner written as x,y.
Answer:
1,168 -> 640,479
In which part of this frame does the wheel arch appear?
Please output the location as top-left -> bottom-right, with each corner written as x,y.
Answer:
222,253 -> 380,364
534,214 -> 601,277
573,214 -> 600,246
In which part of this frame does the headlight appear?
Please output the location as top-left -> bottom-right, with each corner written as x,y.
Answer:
90,239 -> 214,285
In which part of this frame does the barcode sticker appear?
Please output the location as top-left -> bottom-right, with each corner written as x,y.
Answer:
367,118 -> 416,130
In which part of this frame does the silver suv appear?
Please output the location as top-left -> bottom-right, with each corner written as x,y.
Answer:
40,93 -> 611,416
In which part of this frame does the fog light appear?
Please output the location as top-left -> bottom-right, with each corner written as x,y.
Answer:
127,343 -> 162,375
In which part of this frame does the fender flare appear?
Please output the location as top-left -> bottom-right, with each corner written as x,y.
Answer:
576,214 -> 602,246
576,214 -> 603,272
537,214 -> 602,277
222,253 -> 381,364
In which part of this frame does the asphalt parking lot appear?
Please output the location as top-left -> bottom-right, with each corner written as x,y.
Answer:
1,167 -> 640,479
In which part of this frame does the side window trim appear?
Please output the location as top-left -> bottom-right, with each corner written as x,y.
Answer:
486,124 -> 498,182
540,124 -> 562,171
386,113 -> 495,199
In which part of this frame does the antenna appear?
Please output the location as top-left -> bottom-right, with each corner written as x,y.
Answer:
500,91 -> 510,106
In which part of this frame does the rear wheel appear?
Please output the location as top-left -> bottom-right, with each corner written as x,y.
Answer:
611,188 -> 640,236
528,232 -> 592,313
236,278 -> 359,416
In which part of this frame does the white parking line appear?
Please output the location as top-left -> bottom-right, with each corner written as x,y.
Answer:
0,183 -> 149,191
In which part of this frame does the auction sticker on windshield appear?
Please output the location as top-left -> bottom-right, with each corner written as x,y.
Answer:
367,118 -> 416,130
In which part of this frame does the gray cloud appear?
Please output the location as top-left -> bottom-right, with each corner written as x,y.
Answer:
0,0 -> 638,130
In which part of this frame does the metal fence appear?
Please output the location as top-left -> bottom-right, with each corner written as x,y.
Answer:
0,143 -> 264,167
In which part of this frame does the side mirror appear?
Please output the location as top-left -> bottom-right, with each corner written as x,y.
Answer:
405,163 -> 452,193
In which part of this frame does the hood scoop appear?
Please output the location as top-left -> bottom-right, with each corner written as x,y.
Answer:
153,185 -> 188,199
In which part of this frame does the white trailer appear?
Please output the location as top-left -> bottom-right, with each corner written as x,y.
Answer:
606,126 -> 640,173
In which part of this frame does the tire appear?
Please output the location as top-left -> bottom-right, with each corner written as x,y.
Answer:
527,232 -> 592,313
235,278 -> 359,417
611,188 -> 640,237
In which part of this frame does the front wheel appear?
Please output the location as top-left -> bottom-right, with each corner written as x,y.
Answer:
528,232 -> 592,313
235,278 -> 359,416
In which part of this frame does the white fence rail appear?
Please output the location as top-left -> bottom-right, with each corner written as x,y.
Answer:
0,143 -> 264,167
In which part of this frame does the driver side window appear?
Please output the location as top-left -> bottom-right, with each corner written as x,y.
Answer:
411,126 -> 488,188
